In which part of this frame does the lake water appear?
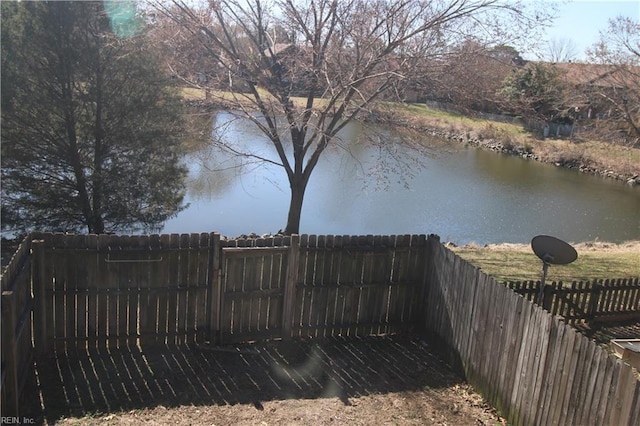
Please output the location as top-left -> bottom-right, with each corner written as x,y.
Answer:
162,112 -> 640,245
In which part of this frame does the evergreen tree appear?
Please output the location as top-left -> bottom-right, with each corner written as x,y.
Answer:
1,1 -> 187,234
498,62 -> 565,122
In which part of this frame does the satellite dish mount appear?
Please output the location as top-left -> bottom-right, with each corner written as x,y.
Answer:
531,235 -> 578,304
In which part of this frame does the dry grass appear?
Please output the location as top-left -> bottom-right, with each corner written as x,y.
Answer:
450,241 -> 640,283
394,103 -> 640,178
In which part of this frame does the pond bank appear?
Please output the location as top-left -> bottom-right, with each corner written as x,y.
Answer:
449,132 -> 639,187
368,105 -> 640,187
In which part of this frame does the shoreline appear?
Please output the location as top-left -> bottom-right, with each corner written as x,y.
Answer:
360,106 -> 640,186
378,113 -> 640,187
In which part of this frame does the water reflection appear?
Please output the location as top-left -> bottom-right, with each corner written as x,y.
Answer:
163,113 -> 640,244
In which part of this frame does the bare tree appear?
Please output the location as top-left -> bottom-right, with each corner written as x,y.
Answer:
546,37 -> 579,62
421,40 -> 521,113
152,0 -> 551,234
586,16 -> 640,144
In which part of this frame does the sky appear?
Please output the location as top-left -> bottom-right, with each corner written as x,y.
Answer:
541,0 -> 640,60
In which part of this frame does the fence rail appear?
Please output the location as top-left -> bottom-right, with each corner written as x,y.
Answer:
506,278 -> 640,323
1,232 -> 638,425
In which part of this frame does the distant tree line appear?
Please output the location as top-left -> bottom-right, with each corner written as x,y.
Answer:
149,5 -> 638,145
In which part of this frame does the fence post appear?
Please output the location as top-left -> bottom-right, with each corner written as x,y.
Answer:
208,233 -> 222,345
31,240 -> 47,357
587,280 -> 601,321
282,234 -> 300,339
542,282 -> 554,312
1,290 -> 19,416
418,235 -> 436,327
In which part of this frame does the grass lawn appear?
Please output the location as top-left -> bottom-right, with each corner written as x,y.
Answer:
450,241 -> 640,283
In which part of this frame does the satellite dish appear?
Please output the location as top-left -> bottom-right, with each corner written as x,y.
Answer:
531,235 -> 578,265
530,235 -> 578,304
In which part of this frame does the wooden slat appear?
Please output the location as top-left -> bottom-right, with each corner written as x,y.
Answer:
510,301 -> 536,422
324,235 -> 341,336
564,334 -> 594,425
625,377 -> 640,426
282,234 -> 300,339
485,282 -> 508,408
595,355 -> 616,426
156,235 -> 171,345
72,235 -> 88,348
186,233 -> 201,343
548,320 -> 575,426
494,292 -> 522,415
89,235 -> 103,347
42,234 -> 56,351
59,235 -> 77,347
522,306 -> 547,425
267,250 -> 284,334
525,306 -> 551,425
556,327 -> 582,426
176,234 -> 190,344
504,297 -> 531,423
112,235 -> 129,347
208,233 -> 221,344
221,252 -> 235,341
52,234 -> 68,352
140,235 -> 162,345
255,250 -> 270,334
32,239 -> 47,356
2,290 -> 19,416
606,360 -> 636,426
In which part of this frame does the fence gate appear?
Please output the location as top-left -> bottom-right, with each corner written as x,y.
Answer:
218,246 -> 290,343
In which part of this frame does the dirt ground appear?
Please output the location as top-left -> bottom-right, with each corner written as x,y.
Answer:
22,335 -> 505,425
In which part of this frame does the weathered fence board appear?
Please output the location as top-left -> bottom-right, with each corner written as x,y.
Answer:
1,235 -> 35,417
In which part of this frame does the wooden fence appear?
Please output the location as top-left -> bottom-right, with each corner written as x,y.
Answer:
16,232 -> 424,351
1,232 -> 639,425
38,232 -> 215,349
1,235 -> 37,417
420,236 -> 640,426
220,234 -> 425,342
506,279 -> 640,323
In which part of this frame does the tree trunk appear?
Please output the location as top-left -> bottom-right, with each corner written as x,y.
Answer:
284,177 -> 306,235
89,215 -> 105,234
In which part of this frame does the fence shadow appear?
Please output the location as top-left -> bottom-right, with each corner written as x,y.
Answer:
23,334 -> 462,423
